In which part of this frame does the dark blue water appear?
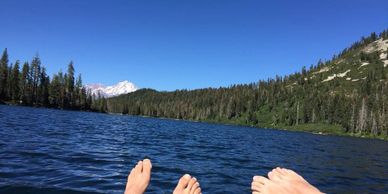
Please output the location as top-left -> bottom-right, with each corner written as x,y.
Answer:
0,105 -> 387,194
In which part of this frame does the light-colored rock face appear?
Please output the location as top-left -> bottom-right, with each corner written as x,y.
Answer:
363,38 -> 388,67
319,38 -> 388,83
363,38 -> 388,53
86,80 -> 138,97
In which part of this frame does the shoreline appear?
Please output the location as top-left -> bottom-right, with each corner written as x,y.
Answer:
113,110 -> 388,141
2,103 -> 387,141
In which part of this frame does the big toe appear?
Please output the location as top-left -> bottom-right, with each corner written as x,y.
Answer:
175,174 -> 191,191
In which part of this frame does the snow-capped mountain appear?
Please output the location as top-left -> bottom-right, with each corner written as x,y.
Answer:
86,80 -> 138,97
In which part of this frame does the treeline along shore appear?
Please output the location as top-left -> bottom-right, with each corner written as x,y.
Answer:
1,30 -> 388,140
107,30 -> 388,140
0,50 -> 107,112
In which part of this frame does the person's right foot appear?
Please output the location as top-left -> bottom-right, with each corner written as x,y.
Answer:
173,174 -> 202,194
251,167 -> 323,194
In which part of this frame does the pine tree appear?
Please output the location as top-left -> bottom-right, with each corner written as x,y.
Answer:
11,61 -> 20,101
6,64 -> 13,99
58,71 -> 66,108
357,98 -> 368,133
0,48 -> 9,99
66,61 -> 75,107
30,55 -> 41,104
39,67 -> 50,106
20,62 -> 30,104
49,74 -> 61,107
74,74 -> 83,108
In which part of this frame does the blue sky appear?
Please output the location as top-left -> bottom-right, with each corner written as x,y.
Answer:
0,0 -> 387,91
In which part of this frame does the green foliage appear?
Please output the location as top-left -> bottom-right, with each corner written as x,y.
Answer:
0,48 -> 9,99
107,30 -> 388,138
0,49 -> 103,112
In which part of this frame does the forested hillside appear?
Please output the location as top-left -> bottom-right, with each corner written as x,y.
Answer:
108,30 -> 388,138
0,51 -> 107,112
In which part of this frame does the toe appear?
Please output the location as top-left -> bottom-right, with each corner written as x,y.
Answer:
283,168 -> 294,174
193,187 -> 201,194
252,181 -> 263,187
251,184 -> 261,192
176,174 -> 191,190
135,161 -> 143,173
267,171 -> 275,180
187,177 -> 197,190
251,181 -> 263,191
142,159 -> 152,176
190,182 -> 200,194
280,168 -> 289,174
253,176 -> 269,185
274,168 -> 281,175
277,168 -> 287,175
276,167 -> 285,175
268,169 -> 284,182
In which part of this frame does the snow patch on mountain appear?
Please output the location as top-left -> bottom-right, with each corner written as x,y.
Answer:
380,52 -> 387,60
337,69 -> 351,77
313,66 -> 331,74
86,80 -> 138,97
322,70 -> 351,82
360,62 -> 369,68
380,52 -> 388,67
322,74 -> 337,82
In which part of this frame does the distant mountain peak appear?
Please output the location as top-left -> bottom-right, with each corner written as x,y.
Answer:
86,80 -> 138,97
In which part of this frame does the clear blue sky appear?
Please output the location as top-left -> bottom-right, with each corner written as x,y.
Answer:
1,0 -> 387,91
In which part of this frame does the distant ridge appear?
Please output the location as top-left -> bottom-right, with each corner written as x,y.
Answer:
106,30 -> 388,139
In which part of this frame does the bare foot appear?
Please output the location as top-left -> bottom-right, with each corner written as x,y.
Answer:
124,159 -> 152,194
173,174 -> 202,194
251,167 -> 323,194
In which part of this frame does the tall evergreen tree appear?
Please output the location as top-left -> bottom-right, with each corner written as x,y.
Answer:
19,62 -> 30,104
66,61 -> 75,107
11,61 -> 20,101
0,48 -> 9,99
39,67 -> 50,106
30,55 -> 41,104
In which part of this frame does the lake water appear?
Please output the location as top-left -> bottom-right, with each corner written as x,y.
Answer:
0,105 -> 387,194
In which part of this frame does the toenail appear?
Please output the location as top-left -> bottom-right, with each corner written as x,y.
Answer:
184,174 -> 191,179
193,177 -> 197,181
253,176 -> 260,180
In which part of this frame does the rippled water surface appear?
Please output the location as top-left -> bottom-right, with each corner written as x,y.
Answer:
0,105 -> 388,194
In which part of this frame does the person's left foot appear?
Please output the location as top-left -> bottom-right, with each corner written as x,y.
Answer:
124,159 -> 152,194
